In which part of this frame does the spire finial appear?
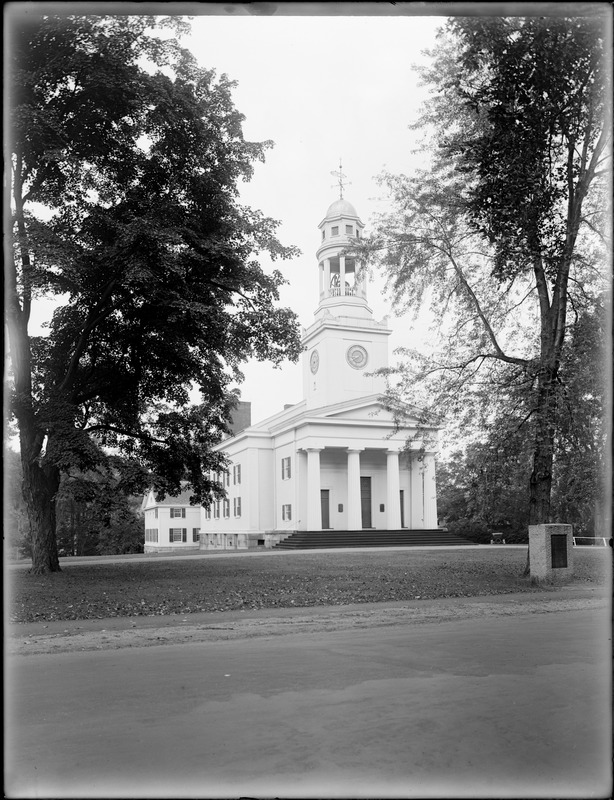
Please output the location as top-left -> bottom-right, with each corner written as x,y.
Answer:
330,158 -> 351,199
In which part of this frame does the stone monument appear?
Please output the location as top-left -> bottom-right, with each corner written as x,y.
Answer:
528,524 -> 574,581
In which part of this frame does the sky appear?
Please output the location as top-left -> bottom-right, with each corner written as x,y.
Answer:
181,12 -> 446,422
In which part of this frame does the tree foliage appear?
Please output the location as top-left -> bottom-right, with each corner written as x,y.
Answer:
4,449 -> 32,558
549,297 -> 608,535
436,441 -> 530,543
362,14 -> 610,545
6,13 -> 302,573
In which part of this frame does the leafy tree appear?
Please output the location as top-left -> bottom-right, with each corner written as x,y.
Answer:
436,299 -> 607,544
6,13 -> 302,574
437,435 -> 531,544
55,463 -> 145,557
363,15 -> 609,555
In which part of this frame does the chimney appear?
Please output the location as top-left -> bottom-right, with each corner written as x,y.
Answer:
228,401 -> 251,436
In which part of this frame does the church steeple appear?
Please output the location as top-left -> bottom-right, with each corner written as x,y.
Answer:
302,189 -> 392,410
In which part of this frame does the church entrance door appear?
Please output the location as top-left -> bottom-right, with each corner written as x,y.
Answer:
360,477 -> 372,528
321,489 -> 330,529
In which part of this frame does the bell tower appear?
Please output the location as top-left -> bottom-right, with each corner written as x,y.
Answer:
302,178 -> 392,410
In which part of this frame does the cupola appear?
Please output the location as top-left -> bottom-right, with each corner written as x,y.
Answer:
315,193 -> 368,317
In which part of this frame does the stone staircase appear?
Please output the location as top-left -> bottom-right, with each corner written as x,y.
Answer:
273,529 -> 474,550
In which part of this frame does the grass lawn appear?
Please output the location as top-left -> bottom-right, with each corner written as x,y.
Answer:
9,547 -> 610,624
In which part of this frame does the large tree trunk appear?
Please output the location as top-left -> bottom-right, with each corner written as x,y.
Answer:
21,450 -> 61,575
524,367 -> 558,576
529,367 -> 559,525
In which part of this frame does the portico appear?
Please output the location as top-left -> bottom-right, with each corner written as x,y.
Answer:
295,437 -> 436,532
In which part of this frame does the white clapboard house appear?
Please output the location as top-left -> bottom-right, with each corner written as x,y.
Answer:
143,485 -> 202,553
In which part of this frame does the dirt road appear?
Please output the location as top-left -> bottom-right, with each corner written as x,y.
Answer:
6,587 -> 611,799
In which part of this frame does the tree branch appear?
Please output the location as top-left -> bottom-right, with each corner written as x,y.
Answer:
57,280 -> 122,396
84,424 -> 169,445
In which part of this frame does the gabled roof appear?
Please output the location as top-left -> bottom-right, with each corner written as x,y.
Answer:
144,485 -> 196,508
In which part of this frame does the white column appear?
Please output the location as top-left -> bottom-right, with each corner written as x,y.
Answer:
410,455 -> 424,528
324,259 -> 331,299
340,254 -> 346,296
306,448 -> 323,531
297,450 -> 308,531
423,454 -> 438,528
386,450 -> 402,530
347,448 -> 363,530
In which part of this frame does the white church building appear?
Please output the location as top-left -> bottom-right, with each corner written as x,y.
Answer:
197,195 -> 439,551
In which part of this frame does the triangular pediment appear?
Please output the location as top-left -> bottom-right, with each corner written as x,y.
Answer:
310,394 -> 431,427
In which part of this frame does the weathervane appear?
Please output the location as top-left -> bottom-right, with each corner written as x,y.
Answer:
331,158 -> 351,199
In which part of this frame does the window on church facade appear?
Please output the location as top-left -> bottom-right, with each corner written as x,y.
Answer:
282,504 -> 292,521
331,226 -> 339,236
170,528 -> 187,542
205,506 -> 211,520
192,528 -> 200,543
281,456 -> 291,479
233,464 -> 241,485
145,529 -> 159,542
345,225 -> 353,235
170,508 -> 185,518
214,501 -> 220,519
234,497 -> 242,517
223,499 -> 230,518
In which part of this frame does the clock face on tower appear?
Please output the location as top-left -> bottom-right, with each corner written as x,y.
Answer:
310,349 -> 320,374
346,345 -> 368,370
